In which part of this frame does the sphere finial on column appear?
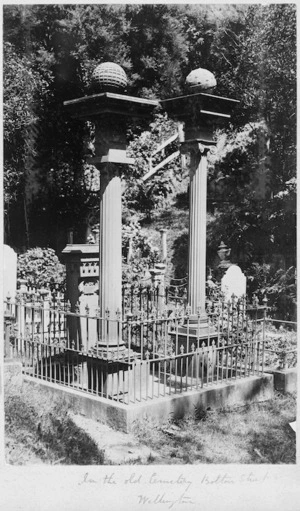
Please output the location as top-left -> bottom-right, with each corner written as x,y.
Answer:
185,68 -> 217,94
91,62 -> 128,93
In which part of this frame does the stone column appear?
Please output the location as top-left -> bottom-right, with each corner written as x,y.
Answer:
98,163 -> 123,348
174,143 -> 218,378
182,142 -> 215,328
89,116 -> 132,352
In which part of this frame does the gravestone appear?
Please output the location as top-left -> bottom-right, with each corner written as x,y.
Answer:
221,265 -> 246,301
3,245 -> 17,302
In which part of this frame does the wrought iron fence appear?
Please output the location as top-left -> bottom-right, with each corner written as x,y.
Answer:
122,283 -> 161,317
121,279 -> 187,317
4,291 -> 273,405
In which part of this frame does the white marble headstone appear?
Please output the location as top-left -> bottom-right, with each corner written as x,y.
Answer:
3,244 -> 17,302
221,264 -> 246,301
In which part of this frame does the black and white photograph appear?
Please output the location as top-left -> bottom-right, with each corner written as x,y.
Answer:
1,2 -> 298,510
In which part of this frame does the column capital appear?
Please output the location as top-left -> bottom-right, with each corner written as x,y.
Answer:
98,162 -> 120,182
181,140 -> 217,157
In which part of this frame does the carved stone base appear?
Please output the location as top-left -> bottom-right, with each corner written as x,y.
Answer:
91,343 -> 133,362
86,348 -> 149,399
170,322 -> 218,379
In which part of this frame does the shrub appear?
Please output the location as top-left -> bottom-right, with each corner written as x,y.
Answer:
263,323 -> 297,369
17,247 -> 66,291
247,263 -> 296,321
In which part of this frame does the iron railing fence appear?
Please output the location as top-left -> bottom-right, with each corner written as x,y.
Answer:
122,280 -> 187,317
122,283 -> 161,318
3,292 -> 280,405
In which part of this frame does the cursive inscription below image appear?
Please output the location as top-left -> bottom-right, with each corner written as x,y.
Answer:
136,472 -> 194,509
137,488 -> 194,509
78,472 -> 117,486
77,470 -> 271,509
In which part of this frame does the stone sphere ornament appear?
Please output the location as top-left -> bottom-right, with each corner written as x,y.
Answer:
185,68 -> 217,93
91,62 -> 128,93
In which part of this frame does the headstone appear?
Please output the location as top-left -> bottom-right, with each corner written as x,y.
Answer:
221,265 -> 246,301
3,245 -> 17,302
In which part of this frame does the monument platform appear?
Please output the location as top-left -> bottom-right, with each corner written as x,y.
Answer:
24,373 -> 274,433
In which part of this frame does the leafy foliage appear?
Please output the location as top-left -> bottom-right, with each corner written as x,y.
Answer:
206,5 -> 296,299
207,119 -> 296,276
124,112 -> 182,219
17,248 -> 66,291
263,323 -> 297,370
122,220 -> 160,284
247,264 -> 296,321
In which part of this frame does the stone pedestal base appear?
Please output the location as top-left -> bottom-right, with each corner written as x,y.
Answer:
86,348 -> 149,399
92,342 -> 127,359
171,323 -> 218,380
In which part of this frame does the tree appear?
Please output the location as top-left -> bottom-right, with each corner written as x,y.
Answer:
3,5 -> 99,249
3,39 -> 51,247
124,4 -> 189,98
124,112 -> 183,220
206,4 -> 296,270
3,4 -> 190,249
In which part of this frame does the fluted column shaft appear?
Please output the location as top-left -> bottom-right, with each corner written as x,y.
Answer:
99,164 -> 122,346
188,147 -> 208,319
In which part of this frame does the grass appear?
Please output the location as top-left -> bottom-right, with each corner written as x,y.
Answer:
132,392 -> 297,464
5,382 -> 105,465
5,380 -> 296,465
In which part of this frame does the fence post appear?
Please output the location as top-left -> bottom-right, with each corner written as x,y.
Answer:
4,296 -> 14,359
